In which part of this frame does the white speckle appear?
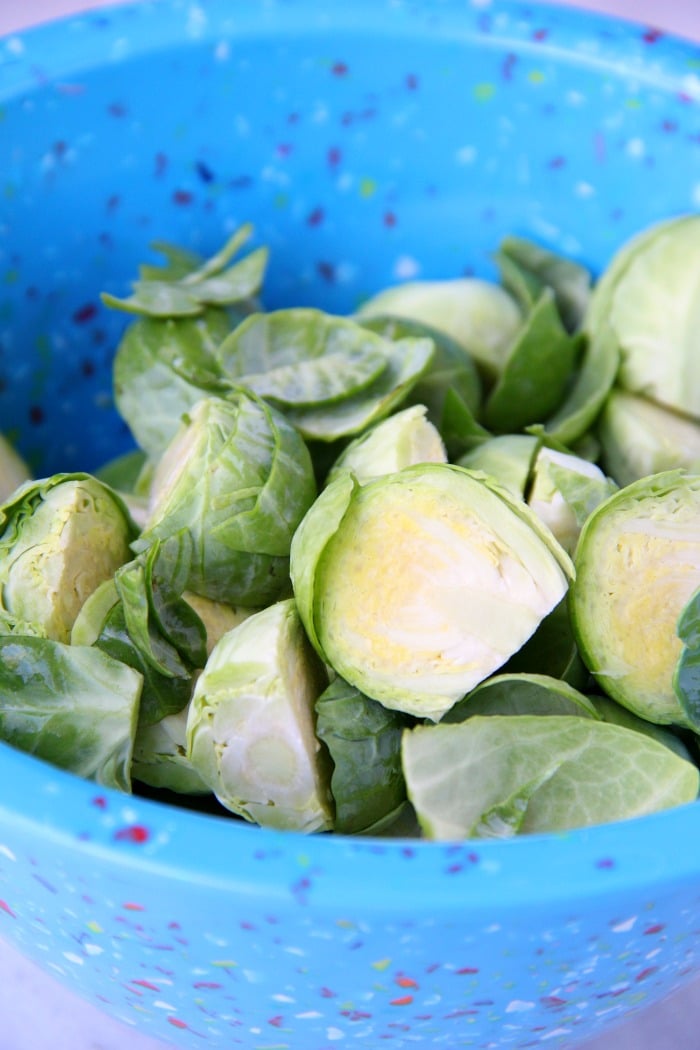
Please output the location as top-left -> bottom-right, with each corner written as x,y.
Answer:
261,166 -> 290,187
110,37 -> 130,61
456,146 -> 477,165
691,183 -> 700,208
272,994 -> 296,1003
214,39 -> 230,61
62,952 -> 84,966
505,999 -> 535,1013
485,924 -> 501,934
326,1027 -> 345,1041
337,172 -> 355,192
575,181 -> 595,198
611,916 -> 637,933
566,90 -> 586,106
234,115 -> 251,137
5,37 -> 24,55
84,944 -> 103,957
394,255 -> 420,280
682,73 -> 700,100
296,1011 -> 323,1019
311,102 -> 330,124
335,261 -> 358,285
243,970 -> 262,984
472,0 -> 492,7
283,946 -> 306,957
154,1000 -> 177,1010
646,948 -> 662,960
542,1028 -> 572,1040
0,844 -> 16,862
187,4 -> 208,37
626,137 -> 645,159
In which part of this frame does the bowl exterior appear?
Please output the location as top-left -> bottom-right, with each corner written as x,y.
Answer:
1,1 -> 700,1047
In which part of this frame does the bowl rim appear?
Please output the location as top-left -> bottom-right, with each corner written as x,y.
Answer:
1,0 -> 700,902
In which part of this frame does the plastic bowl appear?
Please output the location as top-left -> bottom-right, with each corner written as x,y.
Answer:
1,2 -> 700,1047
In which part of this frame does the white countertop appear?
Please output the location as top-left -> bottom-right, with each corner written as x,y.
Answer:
1,2 -> 700,1049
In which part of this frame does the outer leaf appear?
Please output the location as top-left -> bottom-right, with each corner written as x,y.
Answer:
674,587 -> 700,728
315,676 -> 409,834
444,672 -> 599,722
0,637 -> 141,791
496,235 -> 592,332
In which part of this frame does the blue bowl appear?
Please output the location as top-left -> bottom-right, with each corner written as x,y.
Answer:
1,2 -> 700,1047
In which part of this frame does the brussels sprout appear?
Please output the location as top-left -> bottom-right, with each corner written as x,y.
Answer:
355,276 -> 522,380
585,213 -> 700,418
460,435 -> 616,554
0,474 -> 137,641
290,463 -> 573,721
402,714 -> 700,840
135,392 -> 317,606
598,388 -> 700,487
570,471 -> 700,728
132,705 -> 210,795
186,598 -> 333,832
0,636 -> 141,791
325,404 -> 447,486
0,433 -> 31,502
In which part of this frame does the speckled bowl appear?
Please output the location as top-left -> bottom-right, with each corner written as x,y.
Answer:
1,2 -> 700,1047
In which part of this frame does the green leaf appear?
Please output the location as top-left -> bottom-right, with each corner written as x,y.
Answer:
545,323 -> 620,446
444,672 -> 599,722
674,587 -> 700,727
483,290 -> 578,433
315,676 -> 409,834
496,235 -> 592,332
0,637 -> 141,791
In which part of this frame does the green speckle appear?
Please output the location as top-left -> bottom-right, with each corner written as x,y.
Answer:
474,82 -> 495,102
371,957 -> 391,971
359,177 -> 377,198
528,70 -> 546,84
4,270 -> 18,285
626,97 -> 642,109
211,959 -> 238,968
296,852 -> 311,867
273,192 -> 289,209
3,183 -> 15,199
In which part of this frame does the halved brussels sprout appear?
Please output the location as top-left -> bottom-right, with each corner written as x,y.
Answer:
0,474 -> 137,641
186,598 -> 333,832
291,463 -> 573,721
325,404 -> 447,486
136,392 -> 317,606
598,388 -> 700,487
570,471 -> 700,728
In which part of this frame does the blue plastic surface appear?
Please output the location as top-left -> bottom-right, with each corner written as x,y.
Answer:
1,2 -> 700,1048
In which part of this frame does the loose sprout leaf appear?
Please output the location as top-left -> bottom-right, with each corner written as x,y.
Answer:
315,676 -> 409,834
444,672 -> 599,723
438,387 -> 492,460
286,336 -> 434,441
592,694 -> 694,762
132,706 -> 211,795
139,241 -> 203,282
0,637 -> 142,792
358,314 -> 482,428
483,290 -> 578,433
115,558 -> 193,681
674,587 -> 700,728
496,235 -> 592,332
494,252 -> 543,314
102,226 -> 267,319
458,433 -> 538,500
402,715 -> 700,840
113,307 -> 233,458
544,323 -> 619,446
217,308 -> 391,407
325,404 -> 447,487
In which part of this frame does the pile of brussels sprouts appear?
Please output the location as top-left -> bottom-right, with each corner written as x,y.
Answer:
1,216 -> 700,839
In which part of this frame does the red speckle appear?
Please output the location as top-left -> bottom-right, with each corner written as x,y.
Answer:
73,302 -> 97,324
29,405 -> 44,425
114,825 -> 150,844
331,61 -> 349,76
341,1009 -> 372,1021
456,966 -> 479,975
320,986 -> 336,998
395,976 -> 418,989
92,795 -> 107,809
327,146 -> 342,168
596,857 -> 615,869
132,979 -> 160,992
642,27 -> 663,43
635,966 -> 659,982
594,132 -> 606,163
122,902 -> 146,912
108,102 -> 127,117
276,143 -> 293,158
193,981 -> 223,990
307,207 -> 324,227
155,152 -> 168,177
53,140 -> 68,159
406,73 -> 419,90
541,995 -> 567,1008
390,995 -> 414,1006
644,923 -> 666,935
268,1016 -> 284,1027
106,194 -> 120,212
172,190 -> 193,206
549,156 -> 566,169
383,211 -> 397,228
0,900 -> 16,919
167,1017 -> 189,1030
533,27 -> 549,41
